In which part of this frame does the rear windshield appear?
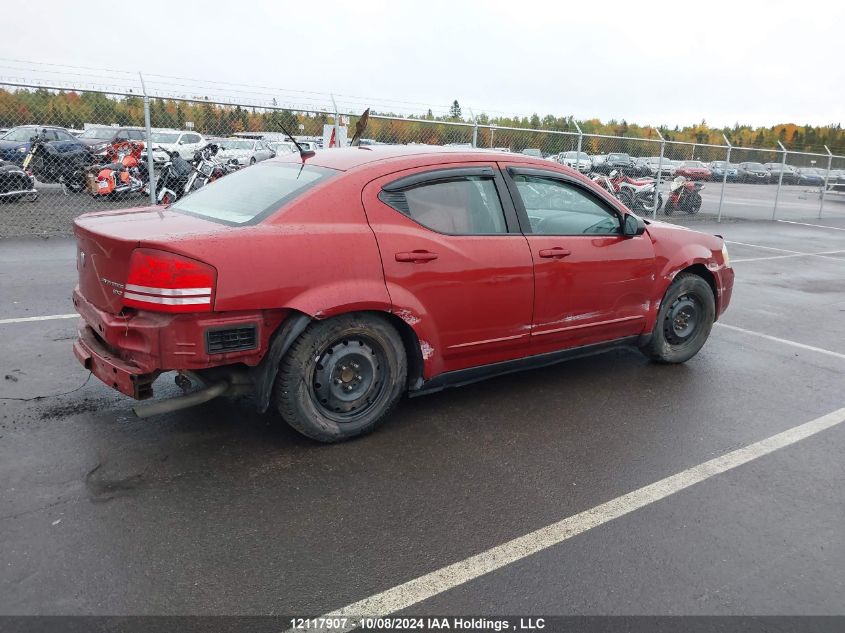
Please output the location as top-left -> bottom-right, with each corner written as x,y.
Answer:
170,162 -> 336,225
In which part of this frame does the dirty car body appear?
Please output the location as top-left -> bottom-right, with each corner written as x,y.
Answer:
73,146 -> 734,442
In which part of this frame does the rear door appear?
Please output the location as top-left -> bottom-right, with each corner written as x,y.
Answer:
501,165 -> 656,354
362,163 -> 534,375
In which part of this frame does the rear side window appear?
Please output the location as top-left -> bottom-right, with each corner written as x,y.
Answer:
170,162 -> 336,225
381,176 -> 507,235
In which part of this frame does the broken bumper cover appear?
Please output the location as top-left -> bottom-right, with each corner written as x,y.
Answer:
73,325 -> 159,399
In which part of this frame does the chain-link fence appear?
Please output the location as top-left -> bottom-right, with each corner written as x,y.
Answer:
2,80 -> 844,237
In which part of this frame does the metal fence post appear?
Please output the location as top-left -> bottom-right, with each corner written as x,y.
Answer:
772,141 -> 787,220
139,72 -> 156,205
717,134 -> 732,223
819,145 -> 833,219
490,123 -> 496,148
573,119 -> 583,171
330,94 -> 340,148
653,128 -> 665,219
470,109 -> 478,148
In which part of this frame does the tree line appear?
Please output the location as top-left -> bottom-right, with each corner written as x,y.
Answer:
1,89 -> 841,159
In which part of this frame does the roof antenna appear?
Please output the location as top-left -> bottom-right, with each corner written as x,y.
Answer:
276,120 -> 314,159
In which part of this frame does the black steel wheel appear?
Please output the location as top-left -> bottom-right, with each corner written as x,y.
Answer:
274,313 -> 407,442
639,273 -> 715,363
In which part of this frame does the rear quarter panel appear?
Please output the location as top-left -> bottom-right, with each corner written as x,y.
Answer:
140,175 -> 391,316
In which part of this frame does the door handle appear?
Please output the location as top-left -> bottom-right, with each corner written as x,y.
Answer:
538,247 -> 572,259
395,250 -> 439,263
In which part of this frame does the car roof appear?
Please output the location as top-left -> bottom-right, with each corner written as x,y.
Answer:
273,144 -> 553,172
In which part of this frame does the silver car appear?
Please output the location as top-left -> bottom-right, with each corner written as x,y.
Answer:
216,139 -> 274,166
558,151 -> 592,173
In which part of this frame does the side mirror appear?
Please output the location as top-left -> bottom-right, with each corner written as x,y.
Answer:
622,214 -> 646,237
269,151 -> 276,158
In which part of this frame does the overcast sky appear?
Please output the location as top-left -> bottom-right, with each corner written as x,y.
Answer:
2,0 -> 841,128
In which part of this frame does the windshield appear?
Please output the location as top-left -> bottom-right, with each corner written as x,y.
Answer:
564,151 -> 589,159
218,140 -> 253,150
746,162 -> 765,170
608,153 -> 630,161
2,127 -> 44,142
150,132 -> 180,143
170,162 -> 335,225
79,128 -> 117,140
683,161 -> 705,168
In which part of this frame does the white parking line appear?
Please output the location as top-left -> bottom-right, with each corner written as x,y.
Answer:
725,240 -> 844,262
777,220 -> 845,232
725,239 -> 803,254
0,313 -> 77,325
731,250 -> 845,263
714,323 -> 845,361
296,406 -> 845,631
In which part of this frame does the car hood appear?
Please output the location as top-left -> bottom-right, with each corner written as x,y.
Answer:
77,138 -> 111,147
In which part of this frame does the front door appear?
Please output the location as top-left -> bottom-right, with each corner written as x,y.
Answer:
362,163 -> 534,376
502,165 -> 657,354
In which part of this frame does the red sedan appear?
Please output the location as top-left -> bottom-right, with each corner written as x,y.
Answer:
676,160 -> 713,181
72,146 -> 734,442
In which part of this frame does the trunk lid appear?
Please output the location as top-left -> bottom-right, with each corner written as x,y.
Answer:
74,206 -> 226,314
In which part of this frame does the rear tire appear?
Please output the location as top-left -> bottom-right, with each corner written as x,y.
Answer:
639,273 -> 715,364
274,313 -> 407,443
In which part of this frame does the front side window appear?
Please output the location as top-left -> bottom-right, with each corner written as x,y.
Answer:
382,176 -> 508,235
170,162 -> 335,225
513,175 -> 621,236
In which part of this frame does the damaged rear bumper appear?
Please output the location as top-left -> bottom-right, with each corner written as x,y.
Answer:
73,325 -> 159,399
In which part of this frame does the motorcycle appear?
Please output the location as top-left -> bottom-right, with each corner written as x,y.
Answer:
21,132 -> 90,193
152,143 -> 239,204
152,148 -> 195,204
591,170 -> 663,213
664,176 -> 703,215
0,158 -> 38,202
85,140 -> 149,198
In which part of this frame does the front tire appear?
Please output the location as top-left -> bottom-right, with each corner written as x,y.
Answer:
274,313 -> 407,442
639,273 -> 715,364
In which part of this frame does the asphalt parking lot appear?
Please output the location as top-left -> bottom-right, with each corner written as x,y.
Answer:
1,216 -> 844,622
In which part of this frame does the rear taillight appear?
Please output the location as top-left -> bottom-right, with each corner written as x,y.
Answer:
123,248 -> 216,313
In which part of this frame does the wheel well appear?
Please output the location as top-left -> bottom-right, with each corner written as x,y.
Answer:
679,264 -> 718,311
279,310 -> 424,393
379,312 -> 425,391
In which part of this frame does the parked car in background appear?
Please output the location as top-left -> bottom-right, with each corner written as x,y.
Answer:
709,161 -> 739,182
676,161 -> 712,181
77,127 -> 147,156
645,156 -> 677,179
148,130 -> 206,161
764,163 -> 800,185
797,168 -> 826,186
0,125 -> 88,166
70,146 -> 734,442
557,151 -> 592,173
215,138 -> 274,165
737,162 -> 770,183
268,141 -> 297,156
594,152 -> 636,175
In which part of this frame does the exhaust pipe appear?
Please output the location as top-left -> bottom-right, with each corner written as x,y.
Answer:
133,379 -> 230,419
